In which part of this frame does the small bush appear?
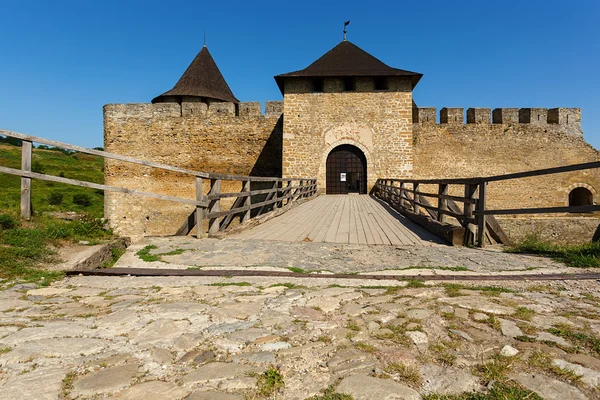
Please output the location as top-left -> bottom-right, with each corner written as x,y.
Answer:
32,160 -> 45,174
48,191 -> 64,206
73,193 -> 92,207
0,214 -> 18,230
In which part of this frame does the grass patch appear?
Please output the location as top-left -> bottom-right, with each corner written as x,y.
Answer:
0,213 -> 110,284
0,347 -> 12,355
270,283 -> 306,289
256,366 -> 284,397
507,235 -> 600,268
353,342 -> 377,354
423,382 -> 542,400
441,283 -> 514,298
548,324 -> 600,356
306,385 -> 354,400
404,279 -> 426,288
473,355 -> 514,385
512,307 -> 535,321
287,266 -> 307,274
346,320 -> 361,332
429,340 -> 458,366
101,246 -> 125,269
384,362 -> 423,387
528,351 -> 582,384
207,282 -> 252,287
136,245 -> 187,262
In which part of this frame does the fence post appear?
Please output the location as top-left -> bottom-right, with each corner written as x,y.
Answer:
20,140 -> 32,220
437,184 -> 448,223
400,182 -> 407,210
195,177 -> 204,238
476,182 -> 487,247
464,183 -> 477,246
413,183 -> 420,214
273,180 -> 280,211
242,180 -> 251,223
208,179 -> 221,235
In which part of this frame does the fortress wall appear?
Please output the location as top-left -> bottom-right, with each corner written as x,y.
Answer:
104,101 -> 283,240
283,77 -> 414,192
413,107 -> 600,242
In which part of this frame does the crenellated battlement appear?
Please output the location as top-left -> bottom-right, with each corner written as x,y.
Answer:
103,100 -> 284,120
414,107 -> 582,130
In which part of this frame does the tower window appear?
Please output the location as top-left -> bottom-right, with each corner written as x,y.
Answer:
343,77 -> 355,92
375,77 -> 388,91
313,79 -> 324,93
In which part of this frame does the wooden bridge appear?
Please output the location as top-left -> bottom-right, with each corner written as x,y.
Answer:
2,129 -> 599,248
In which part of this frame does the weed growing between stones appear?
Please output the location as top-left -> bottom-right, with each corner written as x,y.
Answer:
135,245 -> 187,263
422,382 -> 543,400
287,266 -> 307,274
527,351 -> 583,385
383,362 -> 423,387
0,347 -> 12,355
305,384 -> 354,400
513,307 -> 535,321
473,354 -> 514,385
207,282 -> 252,287
548,324 -> 600,356
353,342 -> 377,354
256,366 -> 285,397
428,340 -> 458,366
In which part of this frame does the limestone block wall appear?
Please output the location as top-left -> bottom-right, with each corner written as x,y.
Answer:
104,101 -> 283,240
412,106 -> 600,242
282,77 -> 414,193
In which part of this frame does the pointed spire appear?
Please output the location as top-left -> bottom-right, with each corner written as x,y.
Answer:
152,45 -> 239,104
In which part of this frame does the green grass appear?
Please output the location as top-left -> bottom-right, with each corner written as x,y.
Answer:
384,362 -> 423,387
0,143 -> 113,284
513,307 -> 535,321
548,324 -> 600,356
0,213 -> 111,284
353,342 -> 377,354
207,282 -> 252,287
0,143 -> 105,218
256,366 -> 284,397
422,382 -> 542,400
507,235 -> 600,268
287,266 -> 307,274
135,245 -> 186,262
306,385 -> 354,400
442,283 -> 514,297
270,283 -> 306,289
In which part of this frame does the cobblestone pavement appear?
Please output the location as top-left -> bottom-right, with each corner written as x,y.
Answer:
114,237 -> 576,276
1,273 -> 600,399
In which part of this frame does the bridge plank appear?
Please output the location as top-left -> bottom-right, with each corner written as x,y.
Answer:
308,196 -> 340,242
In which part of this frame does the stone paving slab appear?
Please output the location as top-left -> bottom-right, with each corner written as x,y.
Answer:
0,275 -> 600,399
114,237 -> 576,276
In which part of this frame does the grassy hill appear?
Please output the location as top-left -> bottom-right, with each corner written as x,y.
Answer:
0,142 -> 111,284
0,143 -> 104,218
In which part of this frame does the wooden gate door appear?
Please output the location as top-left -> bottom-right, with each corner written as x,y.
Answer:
326,145 -> 367,194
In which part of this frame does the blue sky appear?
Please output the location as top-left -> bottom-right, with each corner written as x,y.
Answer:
0,0 -> 599,149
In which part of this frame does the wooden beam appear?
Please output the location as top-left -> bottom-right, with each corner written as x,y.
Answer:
242,180 -> 251,223
20,141 -> 32,220
0,166 -> 207,207
476,182 -> 487,247
437,184 -> 448,224
0,129 -> 210,179
208,179 -> 221,235
195,177 -> 204,238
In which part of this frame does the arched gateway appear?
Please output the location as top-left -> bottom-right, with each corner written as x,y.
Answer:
326,144 -> 367,194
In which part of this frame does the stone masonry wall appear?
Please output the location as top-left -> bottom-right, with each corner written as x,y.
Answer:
413,107 -> 600,242
104,101 -> 283,240
282,77 -> 414,192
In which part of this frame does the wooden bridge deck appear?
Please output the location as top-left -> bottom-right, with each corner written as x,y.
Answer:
233,195 -> 445,246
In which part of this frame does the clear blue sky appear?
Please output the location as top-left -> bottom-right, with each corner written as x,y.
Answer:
1,0 -> 599,149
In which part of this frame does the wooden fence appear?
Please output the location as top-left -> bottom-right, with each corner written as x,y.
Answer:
0,129 -> 317,236
375,160 -> 600,247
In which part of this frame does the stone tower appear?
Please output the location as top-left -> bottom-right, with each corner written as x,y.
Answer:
275,40 -> 422,194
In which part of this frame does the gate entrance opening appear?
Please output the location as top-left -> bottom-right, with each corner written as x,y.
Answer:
326,144 -> 367,194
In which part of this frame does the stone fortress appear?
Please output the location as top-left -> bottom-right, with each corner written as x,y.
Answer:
104,38 -> 600,243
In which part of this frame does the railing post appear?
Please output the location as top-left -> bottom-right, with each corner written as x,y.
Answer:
437,184 -> 448,223
20,140 -> 32,220
464,183 -> 477,246
285,180 -> 292,205
273,180 -> 280,211
413,183 -> 420,214
195,176 -> 204,238
208,179 -> 221,235
476,182 -> 487,247
242,180 -> 251,224
400,182 -> 407,210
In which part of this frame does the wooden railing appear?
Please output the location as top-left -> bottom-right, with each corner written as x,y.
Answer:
376,160 -> 600,247
0,130 -> 317,237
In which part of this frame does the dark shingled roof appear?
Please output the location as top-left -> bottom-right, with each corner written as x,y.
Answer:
152,46 -> 239,104
274,40 -> 422,93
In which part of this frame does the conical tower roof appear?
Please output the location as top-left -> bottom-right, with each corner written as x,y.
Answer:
152,46 -> 239,104
274,40 -> 422,93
